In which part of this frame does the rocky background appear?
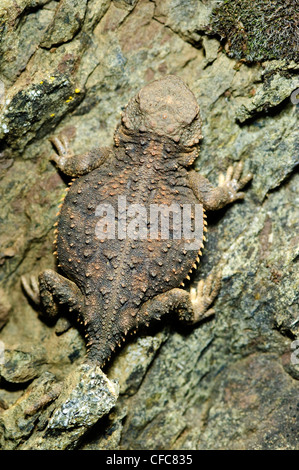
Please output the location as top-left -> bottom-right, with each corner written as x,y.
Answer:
0,0 -> 298,450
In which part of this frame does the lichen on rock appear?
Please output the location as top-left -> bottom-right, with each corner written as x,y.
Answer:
208,0 -> 299,63
0,0 -> 298,451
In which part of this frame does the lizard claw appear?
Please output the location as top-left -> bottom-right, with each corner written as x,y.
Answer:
49,135 -> 73,166
49,135 -> 70,156
219,161 -> 253,202
21,275 -> 40,306
189,270 -> 222,323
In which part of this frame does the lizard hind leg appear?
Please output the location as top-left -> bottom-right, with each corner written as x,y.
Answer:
138,271 -> 221,330
137,271 -> 221,327
83,273 -> 221,366
39,269 -> 85,322
22,269 -> 84,323
139,272 -> 221,325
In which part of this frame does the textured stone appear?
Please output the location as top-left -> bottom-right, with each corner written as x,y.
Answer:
0,0 -> 298,451
0,349 -> 45,383
0,363 -> 118,450
153,0 -> 219,45
108,332 -> 168,395
236,69 -> 299,123
20,363 -> 119,450
0,289 -> 11,330
195,354 -> 299,450
208,0 -> 299,63
41,0 -> 88,48
0,372 -> 60,449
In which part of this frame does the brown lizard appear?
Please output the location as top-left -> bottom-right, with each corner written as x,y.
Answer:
22,75 -> 252,366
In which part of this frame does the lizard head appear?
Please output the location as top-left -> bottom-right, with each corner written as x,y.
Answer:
119,75 -> 202,148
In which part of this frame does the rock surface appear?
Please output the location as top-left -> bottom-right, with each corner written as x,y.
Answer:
0,0 -> 298,450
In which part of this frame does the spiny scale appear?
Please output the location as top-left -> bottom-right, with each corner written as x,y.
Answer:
49,76 -> 211,365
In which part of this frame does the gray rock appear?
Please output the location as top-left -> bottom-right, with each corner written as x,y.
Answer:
21,363 -> 119,450
0,0 -> 298,451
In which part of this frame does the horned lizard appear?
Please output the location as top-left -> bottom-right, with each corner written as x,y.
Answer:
22,75 -> 252,366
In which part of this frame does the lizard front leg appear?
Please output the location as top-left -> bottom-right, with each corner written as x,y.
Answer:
49,135 -> 113,177
188,161 -> 252,211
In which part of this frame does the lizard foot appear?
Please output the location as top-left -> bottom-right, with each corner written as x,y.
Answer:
49,135 -> 73,166
189,270 -> 222,324
21,274 -> 40,306
218,161 -> 253,203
